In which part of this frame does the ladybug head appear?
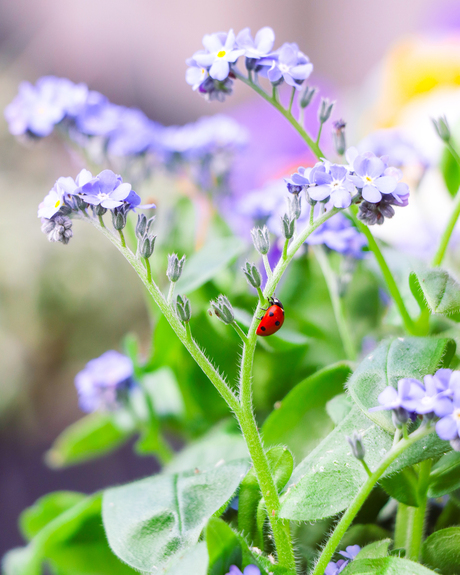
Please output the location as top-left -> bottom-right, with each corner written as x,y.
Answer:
269,296 -> 284,309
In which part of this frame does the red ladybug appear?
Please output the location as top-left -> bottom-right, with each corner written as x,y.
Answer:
256,297 -> 285,336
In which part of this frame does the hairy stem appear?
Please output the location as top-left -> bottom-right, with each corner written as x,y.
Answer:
167,281 -> 175,305
431,185 -> 460,267
231,321 -> 249,345
314,246 -> 357,361
406,459 -> 432,561
263,253 -> 272,279
312,425 -> 435,575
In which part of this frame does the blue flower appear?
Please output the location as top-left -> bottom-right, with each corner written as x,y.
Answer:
185,58 -> 209,90
192,30 -> 245,81
5,76 -> 88,137
38,169 -> 93,219
107,107 -> 161,156
402,375 -> 454,416
325,545 -> 361,574
262,42 -> 313,89
369,378 -> 425,413
309,163 -> 356,208
236,26 -> 275,59
198,77 -> 234,102
307,213 -> 367,258
436,388 -> 460,450
357,129 -> 428,169
226,566 -> 260,575
78,170 -> 132,209
74,350 -> 135,412
425,369 -> 460,398
75,91 -> 121,136
284,166 -> 312,193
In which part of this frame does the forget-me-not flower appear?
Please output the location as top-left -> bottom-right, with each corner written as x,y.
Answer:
263,42 -> 313,89
38,169 -> 93,219
226,566 -> 260,575
78,170 -> 132,209
436,389 -> 460,447
185,58 -> 209,90
192,30 -> 245,81
236,27 -> 275,59
307,213 -> 367,258
309,163 -> 356,208
325,545 -> 361,574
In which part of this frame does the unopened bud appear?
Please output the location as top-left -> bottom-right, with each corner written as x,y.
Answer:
251,226 -> 270,255
300,86 -> 316,109
176,294 -> 191,323
93,204 -> 107,217
333,119 -> 346,155
210,295 -> 234,325
136,214 -> 155,240
111,207 -> 128,231
281,214 -> 295,240
432,115 -> 451,143
167,254 -> 186,282
392,407 -> 410,428
246,57 -> 257,72
288,194 -> 301,220
242,261 -> 262,288
346,432 -> 365,461
139,234 -> 156,259
318,98 -> 334,124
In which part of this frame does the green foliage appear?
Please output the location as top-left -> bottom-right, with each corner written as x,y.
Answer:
207,518 -> 242,575
339,527 -> 391,552
341,556 -> 438,574
45,412 -> 134,468
440,145 -> 460,197
355,539 -> 391,560
164,542 -> 209,574
422,527 -> 460,574
428,451 -> 460,497
410,269 -> 460,318
347,337 -> 455,432
262,362 -> 353,461
380,467 -> 419,507
326,393 -> 353,426
102,459 -> 250,572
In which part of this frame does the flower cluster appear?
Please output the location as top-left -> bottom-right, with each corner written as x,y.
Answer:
74,350 -> 135,412
186,27 -> 313,101
325,545 -> 361,574
370,369 -> 460,451
38,168 -> 153,245
285,147 -> 410,225
226,565 -> 260,575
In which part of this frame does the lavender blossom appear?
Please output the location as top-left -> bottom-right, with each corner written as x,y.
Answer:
436,389 -> 460,450
75,350 -> 135,412
198,76 -> 234,102
192,30 -> 245,81
284,166 -> 311,194
325,545 -> 361,574
226,566 -> 260,575
185,58 -> 209,90
78,170 -> 132,209
75,91 -> 121,136
369,378 -> 424,413
358,193 -> 409,226
424,369 -> 460,398
236,27 -> 275,59
41,214 -> 73,245
307,213 -> 367,259
262,42 -> 313,89
38,169 -> 93,219
107,107 -> 161,156
309,163 -> 356,208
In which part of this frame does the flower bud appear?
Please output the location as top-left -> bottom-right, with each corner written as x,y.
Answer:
111,207 -> 128,231
318,98 -> 334,124
41,214 -> 73,245
346,432 -> 365,461
288,193 -> 301,220
242,261 -> 262,288
167,254 -> 186,282
139,235 -> 156,259
136,214 -> 155,240
251,226 -> 270,255
432,115 -> 451,143
246,57 -> 258,72
281,213 -> 295,240
300,86 -> 316,109
92,204 -> 107,217
176,294 -> 191,323
210,295 -> 234,325
333,119 -> 346,156
392,407 -> 410,428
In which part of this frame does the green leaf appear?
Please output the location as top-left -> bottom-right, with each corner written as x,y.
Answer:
238,446 -> 293,548
279,407 -> 450,521
326,393 -> 353,426
102,459 -> 250,572
20,491 -> 86,540
165,420 -> 248,474
141,367 -> 185,417
440,145 -> 460,197
164,542 -> 208,575
410,269 -> 460,318
47,542 -> 139,575
422,527 -> 460,574
339,526 -> 391,553
347,337 -> 455,432
428,450 -> 460,498
342,556 -> 437,574
380,467 -> 419,507
45,412 -> 134,468
356,539 -> 391,560
175,237 -> 246,295
2,547 -> 41,575
262,362 -> 353,461
206,518 -> 242,575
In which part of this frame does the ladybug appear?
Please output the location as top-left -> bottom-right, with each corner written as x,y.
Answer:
256,297 -> 285,337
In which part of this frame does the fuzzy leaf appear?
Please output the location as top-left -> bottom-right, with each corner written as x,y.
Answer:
102,459 -> 250,572
380,467 -> 419,507
164,542 -> 208,575
342,556 -> 437,574
356,539 -> 391,559
207,518 -> 242,575
428,450 -> 460,498
422,527 -> 460,574
410,269 -> 460,317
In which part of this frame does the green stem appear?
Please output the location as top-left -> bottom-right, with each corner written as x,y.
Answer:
447,141 -> 460,166
256,287 -> 267,306
349,206 -> 418,335
118,229 -> 126,248
431,186 -> 460,266
233,69 -> 324,160
262,253 -> 272,279
87,216 -> 240,415
231,321 -> 249,345
311,425 -> 435,575
394,503 -> 412,550
144,258 -> 152,284
288,86 -> 296,114
98,215 -> 105,227
407,459 -> 432,561
282,238 -> 289,261
316,123 -> 323,145
167,281 -> 175,305
314,246 -> 357,361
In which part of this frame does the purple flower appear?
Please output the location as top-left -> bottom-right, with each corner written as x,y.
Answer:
78,170 -> 132,209
5,76 -> 88,137
325,546 -> 360,575
226,566 -> 260,575
192,30 -> 245,81
309,163 -> 356,208
75,350 -> 135,412
339,545 -> 361,561
75,91 -> 121,136
236,27 -> 275,59
369,378 -> 425,414
107,107 -> 161,156
403,374 -> 454,416
38,169 -> 93,219
198,76 -> 234,102
262,43 -> 313,89
284,166 -> 312,193
436,389 -> 460,445
185,58 -> 209,91
424,369 -> 460,398
307,213 -> 367,259
357,129 -> 428,169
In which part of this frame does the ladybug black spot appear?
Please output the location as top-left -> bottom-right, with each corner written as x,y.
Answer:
261,326 -> 266,331
275,321 -> 280,326
269,311 -> 274,317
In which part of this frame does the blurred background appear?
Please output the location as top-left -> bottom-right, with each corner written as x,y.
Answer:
2,0 -> 460,554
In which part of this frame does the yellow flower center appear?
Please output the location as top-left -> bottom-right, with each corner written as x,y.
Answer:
217,50 -> 226,58
365,176 -> 373,183
54,199 -> 61,208
454,408 -> 460,421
